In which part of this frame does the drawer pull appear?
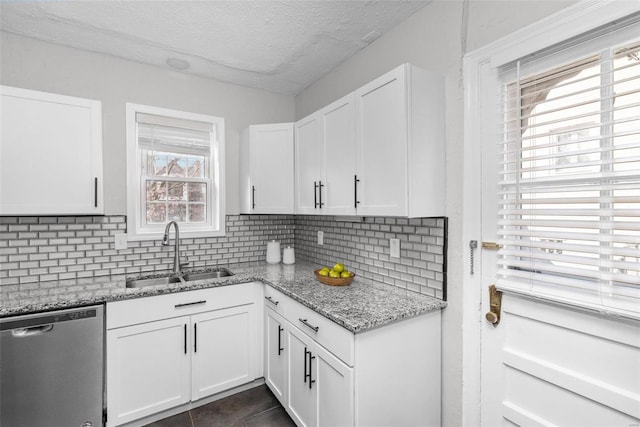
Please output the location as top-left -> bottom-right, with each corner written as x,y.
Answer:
278,325 -> 284,355
265,296 -> 279,306
299,318 -> 319,333
174,300 -> 206,308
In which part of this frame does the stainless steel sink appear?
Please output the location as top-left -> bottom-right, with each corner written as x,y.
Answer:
125,268 -> 234,288
125,275 -> 183,288
182,269 -> 234,281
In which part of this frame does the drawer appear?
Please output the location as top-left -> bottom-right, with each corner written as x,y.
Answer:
263,286 -> 287,316
107,282 -> 260,329
286,296 -> 354,366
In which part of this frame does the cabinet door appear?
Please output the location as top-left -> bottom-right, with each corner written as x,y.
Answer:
106,317 -> 191,426
248,123 -> 294,214
315,343 -> 354,427
286,326 -> 317,427
294,113 -> 323,214
0,86 -> 103,215
191,304 -> 258,400
355,67 -> 408,216
264,307 -> 287,402
321,94 -> 356,215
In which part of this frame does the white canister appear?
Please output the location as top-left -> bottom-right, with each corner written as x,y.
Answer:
283,246 -> 295,265
266,240 -> 281,264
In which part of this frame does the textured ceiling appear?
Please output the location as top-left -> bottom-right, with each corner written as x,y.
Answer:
0,1 -> 430,95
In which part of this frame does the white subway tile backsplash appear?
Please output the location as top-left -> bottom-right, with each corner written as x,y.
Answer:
294,215 -> 447,298
0,214 -> 446,300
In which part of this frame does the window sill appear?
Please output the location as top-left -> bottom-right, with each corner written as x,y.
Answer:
126,228 -> 226,241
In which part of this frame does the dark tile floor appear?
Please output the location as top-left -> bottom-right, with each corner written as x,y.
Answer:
145,384 -> 296,427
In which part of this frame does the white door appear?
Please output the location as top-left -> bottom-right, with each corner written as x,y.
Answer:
191,304 -> 257,400
476,14 -> 640,426
0,86 -> 103,215
295,113 -> 323,214
287,326 -> 316,427
249,123 -> 294,214
354,66 -> 408,216
264,307 -> 287,402
106,317 -> 191,426
315,343 -> 354,427
321,93 -> 356,215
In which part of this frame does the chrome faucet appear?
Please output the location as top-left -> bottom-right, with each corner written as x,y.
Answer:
162,221 -> 188,275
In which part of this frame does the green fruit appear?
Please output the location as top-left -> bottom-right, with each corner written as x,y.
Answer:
318,269 -> 329,277
333,263 -> 345,273
340,271 -> 351,278
329,270 -> 341,278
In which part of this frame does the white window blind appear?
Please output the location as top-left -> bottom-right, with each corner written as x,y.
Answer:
136,112 -> 213,156
497,21 -> 640,317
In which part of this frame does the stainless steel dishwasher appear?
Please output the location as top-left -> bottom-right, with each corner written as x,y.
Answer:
1,304 -> 105,427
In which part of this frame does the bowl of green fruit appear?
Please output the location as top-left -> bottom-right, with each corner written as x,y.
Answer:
315,263 -> 355,286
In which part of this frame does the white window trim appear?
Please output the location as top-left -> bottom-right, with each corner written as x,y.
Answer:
462,1 -> 640,425
126,103 -> 225,241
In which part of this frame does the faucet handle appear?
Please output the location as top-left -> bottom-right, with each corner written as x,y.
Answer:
180,256 -> 190,268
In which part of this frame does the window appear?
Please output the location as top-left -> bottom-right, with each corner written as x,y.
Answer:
497,24 -> 640,316
126,104 -> 225,240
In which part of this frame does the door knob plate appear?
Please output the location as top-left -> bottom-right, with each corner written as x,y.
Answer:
485,284 -> 502,326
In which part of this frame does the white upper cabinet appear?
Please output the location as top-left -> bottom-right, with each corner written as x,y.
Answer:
240,123 -> 294,214
0,86 -> 103,215
294,64 -> 444,218
354,64 -> 445,217
295,93 -> 356,215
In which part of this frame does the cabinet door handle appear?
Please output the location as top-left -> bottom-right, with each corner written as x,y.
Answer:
304,346 -> 309,383
174,300 -> 206,308
94,177 -> 98,208
314,181 -> 318,208
252,185 -> 256,209
278,325 -> 283,356
265,296 -> 279,306
318,181 -> 324,209
308,350 -> 316,389
183,324 -> 187,354
299,318 -> 319,333
194,323 -> 198,353
354,175 -> 360,208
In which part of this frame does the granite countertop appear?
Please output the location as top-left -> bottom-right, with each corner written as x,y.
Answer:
0,261 -> 446,333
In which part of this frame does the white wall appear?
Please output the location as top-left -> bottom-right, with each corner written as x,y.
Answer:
0,32 -> 295,216
294,0 -> 578,424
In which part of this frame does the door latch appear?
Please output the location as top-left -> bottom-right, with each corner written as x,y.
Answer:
481,241 -> 503,250
485,284 -> 502,326
469,240 -> 478,275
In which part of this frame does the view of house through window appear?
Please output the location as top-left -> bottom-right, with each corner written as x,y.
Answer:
140,125 -> 209,225
143,151 -> 207,224
498,39 -> 640,314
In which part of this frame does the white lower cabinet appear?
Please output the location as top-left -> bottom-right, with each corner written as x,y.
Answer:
106,283 -> 262,427
107,316 -> 191,423
263,287 -> 441,427
287,324 -> 354,427
191,305 -> 258,400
